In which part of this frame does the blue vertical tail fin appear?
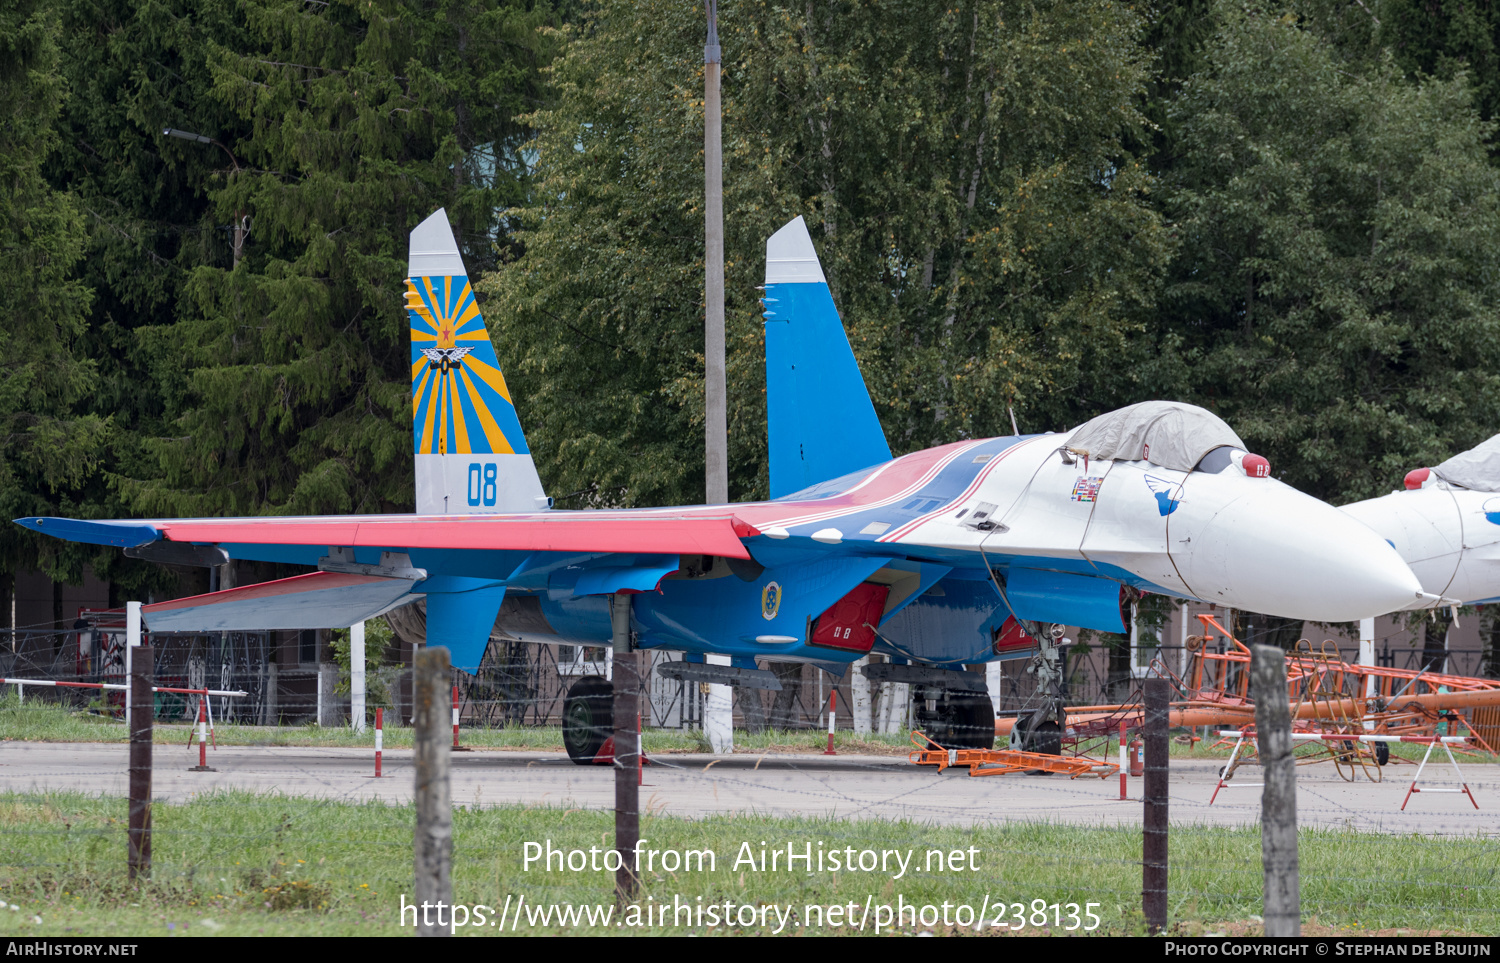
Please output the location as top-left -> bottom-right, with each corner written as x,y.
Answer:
762,217 -> 891,497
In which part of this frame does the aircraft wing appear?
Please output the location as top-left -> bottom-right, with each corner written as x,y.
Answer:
16,512 -> 759,559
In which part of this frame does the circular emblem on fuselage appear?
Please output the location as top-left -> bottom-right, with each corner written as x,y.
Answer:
761,581 -> 782,620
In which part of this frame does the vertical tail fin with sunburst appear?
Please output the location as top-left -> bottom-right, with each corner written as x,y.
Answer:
407,209 -> 549,514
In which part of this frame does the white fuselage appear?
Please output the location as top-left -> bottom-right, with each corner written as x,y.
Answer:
1342,488 -> 1500,605
895,435 -> 1428,621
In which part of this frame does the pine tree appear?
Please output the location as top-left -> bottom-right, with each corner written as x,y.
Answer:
117,0 -> 562,518
0,0 -> 104,587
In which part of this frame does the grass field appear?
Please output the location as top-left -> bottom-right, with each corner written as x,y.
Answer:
0,790 -> 1495,937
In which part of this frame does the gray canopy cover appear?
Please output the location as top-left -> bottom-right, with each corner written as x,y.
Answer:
1065,401 -> 1247,472
1431,433 -> 1500,493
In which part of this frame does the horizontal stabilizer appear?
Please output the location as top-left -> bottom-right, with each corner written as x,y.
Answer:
142,572 -> 420,632
763,217 -> 891,497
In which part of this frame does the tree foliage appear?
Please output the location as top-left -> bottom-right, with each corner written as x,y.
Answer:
117,0 -> 562,518
485,0 -> 1171,507
0,0 -> 103,581
1382,0 -> 1500,130
1155,2 -> 1500,503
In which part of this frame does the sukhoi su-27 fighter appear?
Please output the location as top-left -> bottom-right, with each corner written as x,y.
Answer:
16,213 -> 1434,759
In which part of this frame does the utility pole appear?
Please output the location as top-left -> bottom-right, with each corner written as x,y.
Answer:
703,0 -> 727,505
701,0 -> 734,754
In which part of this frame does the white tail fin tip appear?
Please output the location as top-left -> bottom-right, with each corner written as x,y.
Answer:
765,216 -> 826,284
409,208 -> 467,278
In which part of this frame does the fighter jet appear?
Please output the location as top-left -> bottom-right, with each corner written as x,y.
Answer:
1341,434 -> 1500,605
15,213 -> 1430,758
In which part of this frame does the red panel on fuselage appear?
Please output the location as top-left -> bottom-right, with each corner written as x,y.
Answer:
991,617 -> 1035,654
809,582 -> 890,653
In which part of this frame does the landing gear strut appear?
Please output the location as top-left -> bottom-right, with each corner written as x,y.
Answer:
860,662 -> 995,750
1009,625 -> 1067,755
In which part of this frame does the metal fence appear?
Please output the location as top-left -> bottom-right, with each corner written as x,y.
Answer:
6,624 -> 1494,731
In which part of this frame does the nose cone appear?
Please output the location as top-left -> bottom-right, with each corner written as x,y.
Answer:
1171,478 -> 1424,621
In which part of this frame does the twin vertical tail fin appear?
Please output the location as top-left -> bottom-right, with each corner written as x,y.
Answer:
762,217 -> 891,497
407,209 -> 549,514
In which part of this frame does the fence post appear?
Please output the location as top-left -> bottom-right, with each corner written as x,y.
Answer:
317,663 -> 337,726
128,641 -> 153,881
350,621 -> 366,733
611,593 -> 640,901
1142,677 -> 1169,934
413,646 -> 451,937
1251,644 -> 1299,937
124,602 -> 141,729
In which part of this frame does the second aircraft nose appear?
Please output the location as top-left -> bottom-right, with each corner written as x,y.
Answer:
1170,478 -> 1425,622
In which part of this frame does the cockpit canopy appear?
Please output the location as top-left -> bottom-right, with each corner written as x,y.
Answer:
1408,432 -> 1500,492
1065,401 -> 1246,473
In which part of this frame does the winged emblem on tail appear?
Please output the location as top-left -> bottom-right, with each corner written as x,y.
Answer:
420,345 -> 474,374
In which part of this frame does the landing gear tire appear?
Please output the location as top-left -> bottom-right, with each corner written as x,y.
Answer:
946,693 -> 996,750
916,691 -> 995,750
562,675 -> 613,764
1030,721 -> 1063,756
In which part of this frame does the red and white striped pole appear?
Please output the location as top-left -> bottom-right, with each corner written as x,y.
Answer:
824,688 -> 838,755
374,707 -> 384,778
1118,720 -> 1127,800
188,699 -> 215,772
452,684 -> 461,749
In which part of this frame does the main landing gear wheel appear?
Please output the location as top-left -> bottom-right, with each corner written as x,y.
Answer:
562,675 -> 613,764
1030,720 -> 1063,757
918,692 -> 995,750
951,693 -> 997,750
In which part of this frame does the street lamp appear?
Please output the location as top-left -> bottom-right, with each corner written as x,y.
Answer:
163,127 -> 250,268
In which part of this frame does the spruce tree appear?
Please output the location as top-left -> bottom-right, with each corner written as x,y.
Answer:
44,0 -> 249,593
0,0 -> 103,588
118,0 -> 561,518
